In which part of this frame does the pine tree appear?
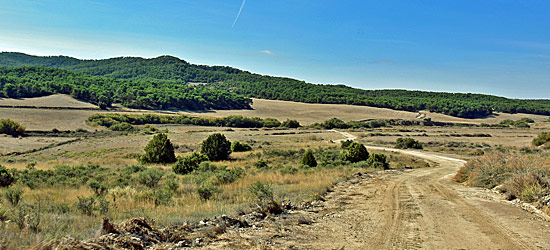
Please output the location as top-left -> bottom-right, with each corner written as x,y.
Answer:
301,150 -> 317,167
140,133 -> 176,164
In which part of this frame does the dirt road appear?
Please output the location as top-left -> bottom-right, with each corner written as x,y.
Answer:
206,143 -> 550,249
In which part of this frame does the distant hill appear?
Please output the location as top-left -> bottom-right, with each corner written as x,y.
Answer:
1,52 -> 549,118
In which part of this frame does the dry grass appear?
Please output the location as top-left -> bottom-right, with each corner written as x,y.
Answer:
0,94 -> 97,108
455,151 -> 550,204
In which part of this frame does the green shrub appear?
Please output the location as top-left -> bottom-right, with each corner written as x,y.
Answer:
366,153 -> 390,169
533,132 -> 550,146
197,185 -> 219,200
231,141 -> 252,152
173,152 -> 209,175
281,119 -> 301,128
4,186 -> 23,206
75,196 -> 109,216
0,119 -> 25,136
140,133 -> 177,164
395,138 -> 423,149
254,160 -> 269,169
136,168 -> 165,188
280,166 -> 298,175
0,165 -> 15,187
109,122 -> 137,132
340,140 -> 353,149
88,180 -> 108,196
249,182 -> 282,214
201,133 -> 231,161
321,118 -> 348,129
301,150 -> 317,167
342,142 -> 369,163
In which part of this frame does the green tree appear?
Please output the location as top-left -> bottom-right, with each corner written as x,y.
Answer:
201,133 -> 231,161
301,149 -> 317,167
0,165 -> 14,187
533,132 -> 550,146
281,119 -> 301,128
0,119 -> 25,137
231,141 -> 252,152
395,138 -> 423,149
140,134 -> 176,164
172,152 -> 209,175
343,142 -> 369,163
366,153 -> 390,169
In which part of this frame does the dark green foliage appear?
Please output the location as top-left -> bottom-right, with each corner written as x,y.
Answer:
281,119 -> 301,128
301,150 -> 317,167
1,52 -> 550,118
190,162 -> 244,186
140,134 -> 177,164
172,152 -> 209,175
4,186 -> 23,206
254,160 -> 269,169
321,118 -> 348,129
136,168 -> 165,188
340,140 -> 353,149
88,180 -> 107,196
201,133 -> 231,161
196,185 -> 219,200
342,142 -> 369,163
0,119 -> 25,137
0,66 -> 251,110
88,113 -> 281,129
211,81 -> 550,118
231,141 -> 252,152
13,164 -> 108,189
533,132 -> 550,146
366,153 -> 390,169
395,138 -> 423,149
0,165 -> 15,187
108,122 -> 137,132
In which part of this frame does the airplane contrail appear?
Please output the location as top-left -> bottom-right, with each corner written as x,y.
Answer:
232,0 -> 247,28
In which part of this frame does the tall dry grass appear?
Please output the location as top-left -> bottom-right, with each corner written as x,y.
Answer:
455,151 -> 550,203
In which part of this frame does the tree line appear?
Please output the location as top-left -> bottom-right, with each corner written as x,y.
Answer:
0,67 -> 251,110
2,52 -> 549,118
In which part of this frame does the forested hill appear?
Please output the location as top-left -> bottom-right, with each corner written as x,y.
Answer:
0,67 -> 251,110
0,52 -> 245,84
1,52 -> 549,118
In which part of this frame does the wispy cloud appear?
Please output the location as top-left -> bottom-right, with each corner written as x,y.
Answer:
232,0 -> 246,28
259,50 -> 274,55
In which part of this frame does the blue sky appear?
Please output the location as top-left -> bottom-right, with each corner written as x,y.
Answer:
0,0 -> 549,99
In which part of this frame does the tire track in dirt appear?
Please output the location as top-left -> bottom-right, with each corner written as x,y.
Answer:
200,132 -> 550,249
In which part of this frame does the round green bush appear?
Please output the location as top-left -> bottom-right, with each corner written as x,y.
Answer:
342,142 -> 369,163
140,133 -> 177,164
201,133 -> 231,161
301,150 -> 317,167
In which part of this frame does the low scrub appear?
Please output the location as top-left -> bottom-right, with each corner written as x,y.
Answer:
0,119 -> 25,137
455,152 -> 550,205
395,138 -> 423,149
533,132 -> 550,147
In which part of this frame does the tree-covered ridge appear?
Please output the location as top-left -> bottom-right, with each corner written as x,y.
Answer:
1,52 -> 549,118
0,66 -> 251,110
210,81 -> 550,118
0,52 -> 245,84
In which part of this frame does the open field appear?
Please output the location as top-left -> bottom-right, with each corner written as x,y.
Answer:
0,95 -> 549,248
183,98 -> 550,125
0,94 -> 98,108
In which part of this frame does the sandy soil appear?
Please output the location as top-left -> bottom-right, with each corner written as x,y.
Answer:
202,145 -> 550,249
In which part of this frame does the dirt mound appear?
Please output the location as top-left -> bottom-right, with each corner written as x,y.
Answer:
43,214 -> 254,249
